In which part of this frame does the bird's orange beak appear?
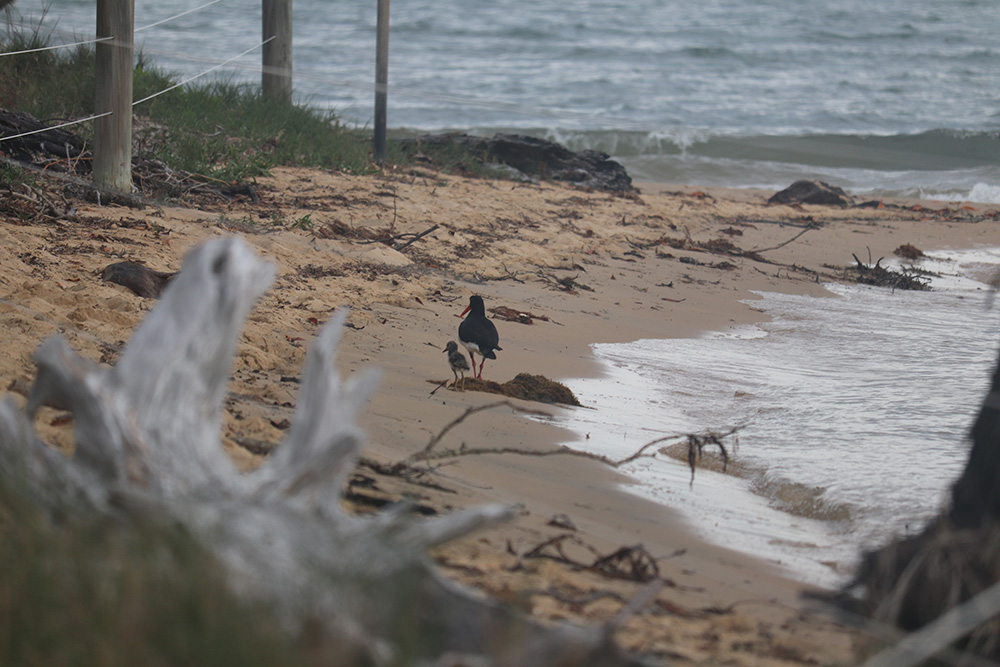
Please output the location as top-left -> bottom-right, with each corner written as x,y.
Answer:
459,305 -> 471,317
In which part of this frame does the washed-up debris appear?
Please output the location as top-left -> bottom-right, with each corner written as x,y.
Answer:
894,243 -> 925,260
454,373 -> 582,407
845,252 -> 931,291
490,305 -> 552,324
101,261 -> 176,298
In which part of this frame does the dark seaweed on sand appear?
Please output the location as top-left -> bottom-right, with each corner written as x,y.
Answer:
845,252 -> 932,291
457,373 -> 582,407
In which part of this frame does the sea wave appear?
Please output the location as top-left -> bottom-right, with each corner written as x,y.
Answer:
396,126 -> 1000,202
445,127 -> 1000,172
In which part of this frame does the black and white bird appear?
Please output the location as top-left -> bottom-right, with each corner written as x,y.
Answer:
443,340 -> 470,389
458,295 -> 501,379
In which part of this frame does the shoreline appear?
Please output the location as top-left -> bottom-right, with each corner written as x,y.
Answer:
540,229 -> 1000,592
5,169 -> 1000,662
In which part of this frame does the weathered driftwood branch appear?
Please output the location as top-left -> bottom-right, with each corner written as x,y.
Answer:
394,223 -> 440,251
0,237 -> 645,666
749,222 -> 819,254
406,400 -> 739,487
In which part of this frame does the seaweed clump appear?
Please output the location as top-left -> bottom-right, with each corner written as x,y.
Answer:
845,252 -> 931,291
458,373 -> 582,406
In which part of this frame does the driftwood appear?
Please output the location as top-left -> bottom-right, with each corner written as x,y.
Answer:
0,108 -> 87,165
0,238 -> 646,666
101,261 -> 176,298
846,251 -> 931,291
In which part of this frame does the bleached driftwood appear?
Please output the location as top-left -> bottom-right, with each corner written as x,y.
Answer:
0,238 -> 642,665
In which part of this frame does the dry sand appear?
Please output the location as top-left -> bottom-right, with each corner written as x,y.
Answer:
3,164 -> 1000,664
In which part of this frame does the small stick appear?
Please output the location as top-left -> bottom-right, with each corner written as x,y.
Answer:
395,223 -> 439,250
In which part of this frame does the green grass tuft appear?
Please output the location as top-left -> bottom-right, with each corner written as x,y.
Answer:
0,19 -> 399,182
0,472 -> 328,667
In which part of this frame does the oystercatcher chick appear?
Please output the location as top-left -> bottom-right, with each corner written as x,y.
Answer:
443,340 -> 470,389
458,295 -> 501,379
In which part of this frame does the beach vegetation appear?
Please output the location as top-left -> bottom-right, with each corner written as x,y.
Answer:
0,473 -> 329,667
0,18 -> 95,119
0,161 -> 32,186
390,135 -> 512,181
0,20 -> 454,185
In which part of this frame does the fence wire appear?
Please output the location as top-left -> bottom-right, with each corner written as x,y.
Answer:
0,34 -> 111,57
134,0 -> 225,33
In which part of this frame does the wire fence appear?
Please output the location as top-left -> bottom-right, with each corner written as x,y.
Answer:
4,3 -> 656,138
0,3 -> 997,665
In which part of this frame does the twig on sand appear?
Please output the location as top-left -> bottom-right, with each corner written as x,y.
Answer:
403,401 -> 741,486
395,223 -> 440,251
750,221 -> 820,253
428,378 -> 450,396
409,400 -> 522,461
357,223 -> 440,250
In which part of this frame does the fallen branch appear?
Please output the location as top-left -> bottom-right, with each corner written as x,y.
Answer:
394,223 -> 440,251
407,401 -> 741,486
356,224 -> 440,250
750,221 -> 819,253
409,400 -> 520,461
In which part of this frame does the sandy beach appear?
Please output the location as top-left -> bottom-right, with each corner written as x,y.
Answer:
4,164 -> 1000,664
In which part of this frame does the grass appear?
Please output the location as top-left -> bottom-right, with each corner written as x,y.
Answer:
0,21 -> 95,120
0,469 -> 339,667
0,18 -> 421,184
133,74 -> 382,182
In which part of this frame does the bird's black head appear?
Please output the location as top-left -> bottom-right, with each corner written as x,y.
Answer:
465,295 -> 486,316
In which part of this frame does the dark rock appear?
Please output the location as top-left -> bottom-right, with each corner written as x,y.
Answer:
399,133 -> 634,193
101,261 -> 175,299
768,180 -> 854,207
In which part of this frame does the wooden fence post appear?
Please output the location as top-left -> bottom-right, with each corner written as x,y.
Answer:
262,0 -> 293,103
94,0 -> 134,192
373,0 -> 390,164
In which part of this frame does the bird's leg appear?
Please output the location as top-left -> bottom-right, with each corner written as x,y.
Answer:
477,359 -> 486,379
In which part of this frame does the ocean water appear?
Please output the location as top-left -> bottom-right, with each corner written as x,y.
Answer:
24,0 -> 1000,202
555,248 -> 1000,588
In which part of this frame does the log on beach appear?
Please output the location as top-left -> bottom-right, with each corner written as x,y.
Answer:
0,237 -> 646,666
0,107 -> 87,165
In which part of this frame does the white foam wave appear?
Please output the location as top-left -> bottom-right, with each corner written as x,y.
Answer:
931,182 -> 1000,204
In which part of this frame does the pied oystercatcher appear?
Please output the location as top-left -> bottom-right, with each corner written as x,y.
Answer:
458,295 -> 501,379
